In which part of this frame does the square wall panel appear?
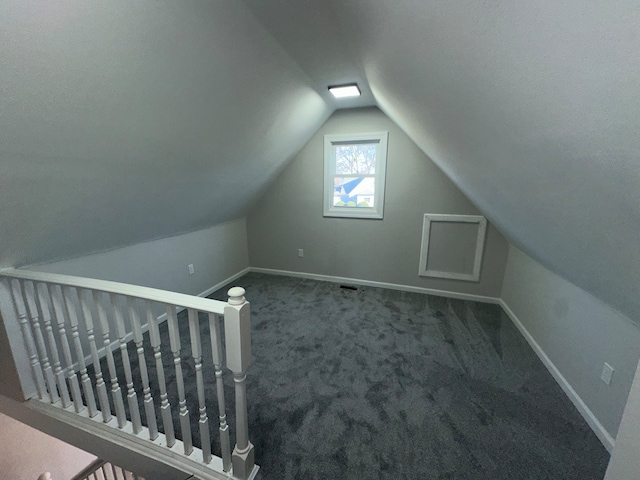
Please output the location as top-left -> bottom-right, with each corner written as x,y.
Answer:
419,214 -> 487,282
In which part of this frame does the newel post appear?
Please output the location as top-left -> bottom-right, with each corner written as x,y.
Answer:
224,287 -> 255,480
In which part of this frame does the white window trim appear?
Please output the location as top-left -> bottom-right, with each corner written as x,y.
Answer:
323,132 -> 388,219
418,214 -> 487,281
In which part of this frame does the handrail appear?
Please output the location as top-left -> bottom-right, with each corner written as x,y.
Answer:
0,267 -> 257,479
0,268 -> 227,314
69,458 -> 144,480
70,459 -> 105,480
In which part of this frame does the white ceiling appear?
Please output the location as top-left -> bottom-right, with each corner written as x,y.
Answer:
1,1 -> 638,323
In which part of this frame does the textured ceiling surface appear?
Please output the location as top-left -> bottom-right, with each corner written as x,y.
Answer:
1,1 -> 638,322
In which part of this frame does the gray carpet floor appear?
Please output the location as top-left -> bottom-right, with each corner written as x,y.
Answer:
108,272 -> 610,479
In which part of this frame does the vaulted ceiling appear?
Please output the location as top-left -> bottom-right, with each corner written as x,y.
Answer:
1,1 -> 638,323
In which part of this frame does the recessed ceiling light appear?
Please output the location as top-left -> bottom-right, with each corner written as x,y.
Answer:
328,84 -> 361,98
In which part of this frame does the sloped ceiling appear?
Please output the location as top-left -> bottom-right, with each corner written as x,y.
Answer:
244,0 -> 640,323
1,1 -> 638,323
0,0 -> 333,266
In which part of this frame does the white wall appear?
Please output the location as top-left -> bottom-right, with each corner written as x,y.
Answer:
29,219 -> 249,296
247,107 -> 509,299
501,246 -> 640,446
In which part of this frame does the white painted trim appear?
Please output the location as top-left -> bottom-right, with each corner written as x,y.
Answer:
1,268 -> 227,314
158,266 -> 250,321
499,299 -> 615,452
250,267 -> 614,451
8,263 -> 613,459
80,267 -> 251,367
22,398 -> 259,480
195,267 -> 250,301
323,131 -> 388,219
249,267 -> 500,304
418,214 -> 487,282
71,459 -> 108,480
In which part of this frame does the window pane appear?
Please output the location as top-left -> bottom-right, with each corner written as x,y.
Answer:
332,176 -> 375,207
335,144 -> 377,175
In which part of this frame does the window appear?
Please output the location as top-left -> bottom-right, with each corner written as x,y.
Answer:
323,132 -> 388,219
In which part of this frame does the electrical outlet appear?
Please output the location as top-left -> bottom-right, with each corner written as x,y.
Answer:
601,362 -> 614,386
188,264 -> 195,275
298,249 -> 304,258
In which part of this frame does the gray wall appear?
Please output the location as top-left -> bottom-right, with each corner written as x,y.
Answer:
247,107 -> 509,298
501,246 -> 640,439
0,309 -> 25,401
0,220 -> 250,399
605,359 -> 640,479
30,219 -> 249,295
0,0 -> 332,270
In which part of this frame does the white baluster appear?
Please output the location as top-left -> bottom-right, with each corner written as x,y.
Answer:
63,287 -> 98,418
224,287 -> 255,480
187,308 -> 211,463
95,292 -> 127,428
166,304 -> 193,455
6,280 -> 47,400
79,289 -> 112,423
209,312 -> 231,472
128,297 -> 158,440
48,284 -> 84,413
110,463 -> 119,480
22,281 -> 58,403
111,294 -> 142,434
146,301 -> 175,447
36,283 -> 72,408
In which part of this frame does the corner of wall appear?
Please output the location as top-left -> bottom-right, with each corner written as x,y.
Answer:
246,107 -> 510,299
28,219 -> 250,297
499,244 -> 640,450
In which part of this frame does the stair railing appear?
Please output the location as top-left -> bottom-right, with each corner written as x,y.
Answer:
0,268 -> 257,480
69,458 -> 144,480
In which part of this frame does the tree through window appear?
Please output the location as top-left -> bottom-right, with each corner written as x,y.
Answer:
323,132 -> 388,219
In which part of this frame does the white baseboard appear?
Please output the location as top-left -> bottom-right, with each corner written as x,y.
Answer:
249,267 -> 500,304
81,267 -> 251,366
196,267 -> 250,300
499,299 -> 615,452
71,266 -> 614,454
253,268 -> 615,452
